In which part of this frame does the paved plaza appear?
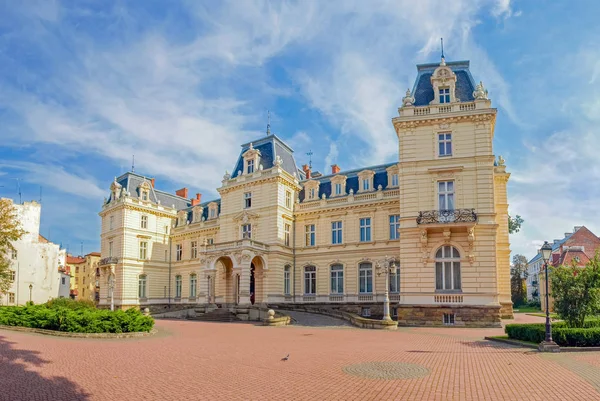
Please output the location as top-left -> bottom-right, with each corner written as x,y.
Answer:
1,314 -> 599,401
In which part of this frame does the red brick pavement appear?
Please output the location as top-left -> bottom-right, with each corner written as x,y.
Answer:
1,314 -> 599,401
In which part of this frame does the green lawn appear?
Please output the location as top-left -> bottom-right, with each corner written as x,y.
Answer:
513,306 -> 542,313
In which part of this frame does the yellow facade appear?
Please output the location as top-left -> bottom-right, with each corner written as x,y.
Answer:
97,57 -> 512,326
66,253 -> 101,302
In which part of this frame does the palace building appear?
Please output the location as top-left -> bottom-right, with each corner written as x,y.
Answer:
98,56 -> 512,327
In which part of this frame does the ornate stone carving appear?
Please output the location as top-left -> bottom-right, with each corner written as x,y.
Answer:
497,155 -> 505,166
420,230 -> 428,245
401,89 -> 415,107
473,81 -> 488,100
439,123 -> 450,129
443,229 -> 451,243
273,155 -> 283,167
223,170 -> 231,180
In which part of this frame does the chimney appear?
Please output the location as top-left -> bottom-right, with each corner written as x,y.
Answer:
191,193 -> 202,206
196,193 -> 202,202
331,164 -> 340,174
175,188 -> 188,199
302,164 -> 311,179
574,226 -> 582,232
150,178 -> 155,188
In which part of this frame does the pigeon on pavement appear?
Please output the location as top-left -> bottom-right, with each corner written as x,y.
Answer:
281,354 -> 289,361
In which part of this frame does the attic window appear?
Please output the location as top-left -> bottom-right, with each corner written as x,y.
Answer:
141,191 -> 148,201
247,160 -> 255,174
439,88 -> 450,104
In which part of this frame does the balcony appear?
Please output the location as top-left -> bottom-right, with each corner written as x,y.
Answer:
99,256 -> 119,267
417,209 -> 477,225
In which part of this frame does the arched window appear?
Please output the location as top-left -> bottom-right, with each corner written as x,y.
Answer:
189,274 -> 197,298
389,261 -> 400,293
284,265 -> 291,295
435,246 -> 461,290
304,266 -> 316,295
138,275 -> 147,299
330,264 -> 344,294
175,275 -> 182,298
359,262 -> 373,294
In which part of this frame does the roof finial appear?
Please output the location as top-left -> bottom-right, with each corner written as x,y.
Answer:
132,155 -> 135,173
266,110 -> 271,135
440,38 -> 446,66
306,150 -> 313,170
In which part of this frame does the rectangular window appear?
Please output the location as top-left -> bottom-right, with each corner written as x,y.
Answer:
83,277 -> 86,285
305,224 -> 315,247
438,133 -> 452,157
9,270 -> 15,282
11,249 -> 17,260
141,215 -> 148,229
389,215 -> 400,240
331,221 -> 343,245
109,216 -> 114,230
362,179 -> 370,191
361,307 -> 371,317
176,244 -> 182,261
391,174 -> 398,187
242,224 -> 252,239
247,159 -> 255,174
191,241 -> 198,259
139,241 -> 148,260
285,191 -> 292,209
330,264 -> 344,294
142,191 -> 148,201
190,275 -> 197,298
76,266 -> 79,274
443,313 -> 455,325
207,238 -> 214,245
175,276 -> 182,298
360,218 -> 371,242
334,183 -> 342,196
210,208 -> 216,219
304,266 -> 316,295
284,224 -> 291,246
439,88 -> 450,103
389,266 -> 400,293
359,263 -> 373,293
244,192 -> 252,209
308,188 -> 316,200
284,266 -> 291,295
164,250 -> 168,262
138,276 -> 147,298
438,181 -> 455,211
8,292 -> 15,303
109,241 -> 113,257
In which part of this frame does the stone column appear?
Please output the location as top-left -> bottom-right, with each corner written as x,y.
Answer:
238,252 -> 253,306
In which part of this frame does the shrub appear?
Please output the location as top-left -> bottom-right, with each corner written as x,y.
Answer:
46,298 -> 96,311
526,299 -> 541,309
505,320 -> 600,347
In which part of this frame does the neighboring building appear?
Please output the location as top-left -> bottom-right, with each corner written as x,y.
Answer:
1,199 -> 68,305
98,56 -> 512,326
66,252 -> 101,302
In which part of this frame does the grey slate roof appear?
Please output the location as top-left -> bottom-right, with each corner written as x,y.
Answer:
109,172 -> 191,210
527,234 -> 572,265
178,199 -> 222,226
412,60 -> 476,106
298,162 -> 396,202
231,134 -> 305,179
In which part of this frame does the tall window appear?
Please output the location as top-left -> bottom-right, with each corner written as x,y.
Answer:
389,263 -> 400,293
138,275 -> 147,298
9,270 -> 15,282
391,174 -> 399,187
139,241 -> 148,260
244,192 -> 252,208
247,159 -> 255,174
308,188 -> 316,200
330,264 -> 344,294
284,224 -> 291,246
164,250 -> 168,261
109,215 -> 114,230
8,292 -> 15,303
191,241 -> 198,259
438,133 -> 452,157
11,249 -> 17,260
304,266 -> 316,295
176,244 -> 183,261
331,221 -> 343,245
175,275 -> 182,298
210,206 -> 217,219
438,181 -> 454,210
207,238 -> 214,245
389,215 -> 400,240
242,224 -> 252,239
141,215 -> 148,229
334,183 -> 342,196
359,262 -> 373,293
109,241 -> 113,257
190,274 -> 197,298
285,191 -> 292,209
305,224 -> 315,247
435,246 -> 461,291
362,178 -> 370,191
439,87 -> 450,103
284,265 -> 291,295
142,191 -> 148,201
360,218 -> 371,242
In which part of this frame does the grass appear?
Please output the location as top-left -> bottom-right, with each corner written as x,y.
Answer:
487,335 -> 539,347
527,312 -> 559,319
513,306 -> 542,313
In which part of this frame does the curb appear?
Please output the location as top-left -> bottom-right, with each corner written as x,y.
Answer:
0,325 -> 157,339
485,336 -> 600,352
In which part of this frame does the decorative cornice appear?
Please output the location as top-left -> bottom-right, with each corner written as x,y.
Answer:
393,111 -> 496,131
123,204 -> 177,219
295,199 -> 399,216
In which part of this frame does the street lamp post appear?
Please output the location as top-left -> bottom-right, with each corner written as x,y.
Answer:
28,284 -> 32,303
375,256 -> 397,321
539,241 -> 560,352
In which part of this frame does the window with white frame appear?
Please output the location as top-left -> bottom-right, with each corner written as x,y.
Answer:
285,191 -> 292,209
141,191 -> 149,201
191,241 -> 198,259
247,159 -> 255,174
331,221 -> 343,245
391,173 -> 399,187
330,264 -> 344,294
175,275 -> 182,298
435,246 -> 461,291
284,265 -> 291,295
284,223 -> 291,246
11,249 -> 17,260
242,224 -> 252,239
443,313 -> 456,325
109,215 -> 114,230
308,187 -> 317,200
206,238 -> 214,245
360,218 -> 371,242
244,192 -> 252,208
438,133 -> 452,157
439,87 -> 450,103
9,270 -> 15,282
334,183 -> 343,196
139,241 -> 148,260
176,244 -> 183,261
304,266 -> 316,295
8,292 -> 15,303
359,262 -> 373,293
190,274 -> 197,298
138,275 -> 147,298
305,224 -> 315,247
141,215 -> 148,229
389,215 -> 400,240
389,264 -> 400,293
108,241 -> 113,257
362,178 -> 370,191
438,181 -> 455,210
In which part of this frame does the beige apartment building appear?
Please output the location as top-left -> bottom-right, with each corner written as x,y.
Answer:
66,252 -> 101,302
98,56 -> 512,327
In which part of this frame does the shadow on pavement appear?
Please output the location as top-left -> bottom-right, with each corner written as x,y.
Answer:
0,335 -> 90,401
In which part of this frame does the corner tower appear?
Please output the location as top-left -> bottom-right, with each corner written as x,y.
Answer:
392,57 -> 512,326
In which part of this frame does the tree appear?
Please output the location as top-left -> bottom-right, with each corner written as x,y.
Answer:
0,199 -> 26,293
551,254 -> 600,328
511,254 -> 528,307
508,214 -> 524,234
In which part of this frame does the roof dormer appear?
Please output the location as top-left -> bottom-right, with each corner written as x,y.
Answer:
138,180 -> 151,202
430,58 -> 458,105
303,180 -> 319,201
110,178 -> 122,202
242,142 -> 261,175
357,170 -> 375,193
330,174 -> 347,197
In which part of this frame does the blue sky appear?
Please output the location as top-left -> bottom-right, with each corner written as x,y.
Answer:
1,0 -> 599,259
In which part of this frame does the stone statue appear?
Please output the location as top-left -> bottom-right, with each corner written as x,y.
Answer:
402,89 -> 415,107
473,81 -> 488,100
273,155 -> 283,167
223,170 -> 231,180
498,155 -> 505,166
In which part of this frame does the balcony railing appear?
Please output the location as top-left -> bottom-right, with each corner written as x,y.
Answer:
417,209 -> 477,225
99,256 -> 119,266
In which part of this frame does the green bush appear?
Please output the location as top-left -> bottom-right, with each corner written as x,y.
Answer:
0,301 -> 154,333
505,320 -> 600,347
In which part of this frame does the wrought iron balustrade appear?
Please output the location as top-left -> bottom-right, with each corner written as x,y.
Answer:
99,256 -> 119,266
416,209 -> 477,225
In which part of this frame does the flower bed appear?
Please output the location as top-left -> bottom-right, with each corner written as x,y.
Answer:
505,319 -> 600,347
0,299 -> 154,334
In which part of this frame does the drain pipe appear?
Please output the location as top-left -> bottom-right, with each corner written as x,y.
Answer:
292,213 -> 296,303
168,235 -> 172,307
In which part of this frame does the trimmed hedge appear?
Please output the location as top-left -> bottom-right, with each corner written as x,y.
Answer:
505,319 -> 600,347
0,300 -> 154,333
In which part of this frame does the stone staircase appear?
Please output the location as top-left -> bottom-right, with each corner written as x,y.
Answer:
189,307 -> 241,323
